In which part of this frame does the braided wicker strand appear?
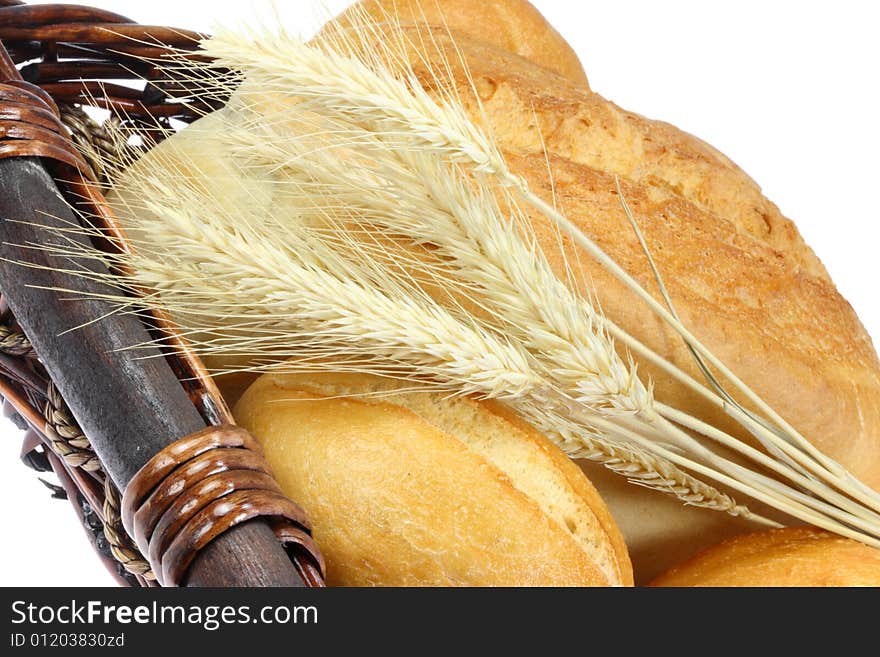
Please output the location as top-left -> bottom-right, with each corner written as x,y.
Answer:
43,382 -> 102,472
121,425 -> 325,587
59,105 -> 118,184
0,2 -> 325,588
103,477 -> 156,581
0,323 -> 32,357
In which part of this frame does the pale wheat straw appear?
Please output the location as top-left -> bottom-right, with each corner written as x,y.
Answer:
223,109 -> 652,417
53,138 -> 755,519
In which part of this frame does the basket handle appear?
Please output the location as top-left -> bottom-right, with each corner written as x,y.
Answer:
0,38 -> 324,588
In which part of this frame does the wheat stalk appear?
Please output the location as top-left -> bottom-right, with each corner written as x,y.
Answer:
198,19 -> 880,540
108,180 -> 548,400
32,133 -> 755,520
88,120 -> 761,518
162,95 -> 756,511
33,9 -> 880,546
223,113 -> 651,416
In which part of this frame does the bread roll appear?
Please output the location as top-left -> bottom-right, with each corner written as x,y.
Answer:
234,370 -> 633,586
331,0 -> 589,86
650,528 -> 880,587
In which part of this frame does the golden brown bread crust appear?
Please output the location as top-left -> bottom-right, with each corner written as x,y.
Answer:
333,0 -> 589,86
316,27 -> 880,476
235,371 -> 633,586
506,150 -> 880,489
382,25 -> 828,280
504,148 -> 880,579
650,527 -> 880,587
483,398 -> 632,579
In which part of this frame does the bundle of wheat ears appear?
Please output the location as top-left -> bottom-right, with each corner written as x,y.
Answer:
27,6 -> 880,549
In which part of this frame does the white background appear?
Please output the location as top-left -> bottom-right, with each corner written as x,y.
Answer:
1,0 -> 878,586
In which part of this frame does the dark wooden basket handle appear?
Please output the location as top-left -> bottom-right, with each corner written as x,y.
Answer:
122,425 -> 325,587
0,38 -> 324,588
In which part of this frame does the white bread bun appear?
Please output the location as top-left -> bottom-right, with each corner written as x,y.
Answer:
234,370 -> 633,586
651,527 -> 880,587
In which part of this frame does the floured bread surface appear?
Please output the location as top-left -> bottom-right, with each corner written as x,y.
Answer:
234,370 -> 633,586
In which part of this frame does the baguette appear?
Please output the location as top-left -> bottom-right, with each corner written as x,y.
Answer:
234,370 -> 633,586
650,527 -> 880,587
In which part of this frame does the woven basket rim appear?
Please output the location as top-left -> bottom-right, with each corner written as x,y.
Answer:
0,0 -> 284,587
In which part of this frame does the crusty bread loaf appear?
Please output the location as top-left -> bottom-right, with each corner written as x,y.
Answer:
505,149 -> 880,578
332,0 -> 589,86
650,527 -> 880,587
234,370 -> 633,586
328,11 -> 827,279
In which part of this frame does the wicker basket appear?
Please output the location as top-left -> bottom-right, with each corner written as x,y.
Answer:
0,0 -> 325,587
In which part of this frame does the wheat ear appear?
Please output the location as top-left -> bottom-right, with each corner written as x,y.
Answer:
174,82 -> 758,515
30,11 -> 880,542
183,21 -> 880,543
27,125 -> 759,522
